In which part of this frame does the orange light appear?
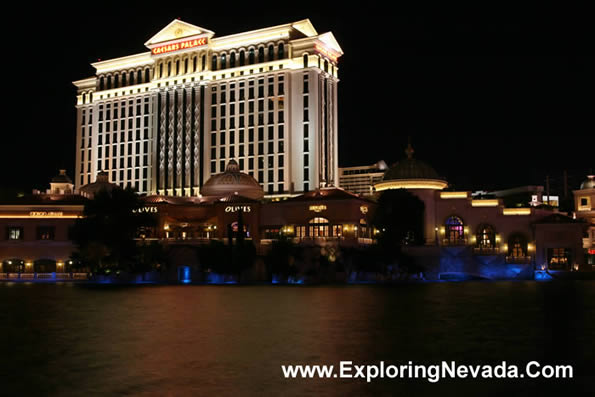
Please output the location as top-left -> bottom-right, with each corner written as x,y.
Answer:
503,208 -> 531,215
440,192 -> 468,199
471,199 -> 500,207
152,37 -> 207,55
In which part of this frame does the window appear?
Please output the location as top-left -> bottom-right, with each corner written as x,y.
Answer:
579,196 -> 591,210
508,234 -> 527,258
309,217 -> 329,238
303,53 -> 308,68
445,216 -> 464,243
268,44 -> 275,61
7,227 -> 23,240
332,225 -> 343,237
476,224 -> 495,249
278,43 -> 285,59
548,248 -> 571,270
37,226 -> 55,241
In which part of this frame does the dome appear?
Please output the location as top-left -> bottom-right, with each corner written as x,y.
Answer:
383,158 -> 441,181
79,171 -> 118,199
580,175 -> 595,190
51,169 -> 72,184
201,160 -> 264,200
375,143 -> 448,191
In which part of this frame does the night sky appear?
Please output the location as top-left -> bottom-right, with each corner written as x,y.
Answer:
3,3 -> 593,193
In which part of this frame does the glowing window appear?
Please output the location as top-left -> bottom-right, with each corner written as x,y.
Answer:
445,216 -> 464,242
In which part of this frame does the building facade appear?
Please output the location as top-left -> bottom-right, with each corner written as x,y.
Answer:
73,19 -> 342,198
573,175 -> 595,267
0,171 -> 85,276
339,160 -> 388,196
374,144 -> 589,277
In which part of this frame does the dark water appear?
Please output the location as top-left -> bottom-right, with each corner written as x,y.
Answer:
1,282 -> 594,396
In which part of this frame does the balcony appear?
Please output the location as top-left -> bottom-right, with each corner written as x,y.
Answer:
441,238 -> 468,246
473,247 -> 500,255
505,256 -> 532,264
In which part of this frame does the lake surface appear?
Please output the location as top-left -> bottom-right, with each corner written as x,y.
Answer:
1,282 -> 593,396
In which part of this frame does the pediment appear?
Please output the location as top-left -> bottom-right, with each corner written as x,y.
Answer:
316,32 -> 343,55
145,19 -> 215,47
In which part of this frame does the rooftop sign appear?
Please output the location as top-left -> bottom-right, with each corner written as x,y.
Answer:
151,37 -> 208,55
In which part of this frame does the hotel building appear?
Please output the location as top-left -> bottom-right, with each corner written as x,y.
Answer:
73,19 -> 342,197
339,160 -> 388,196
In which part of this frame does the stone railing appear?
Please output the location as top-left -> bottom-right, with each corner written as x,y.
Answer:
0,272 -> 89,281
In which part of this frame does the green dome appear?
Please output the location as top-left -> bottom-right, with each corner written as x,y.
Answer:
382,143 -> 443,182
383,158 -> 441,181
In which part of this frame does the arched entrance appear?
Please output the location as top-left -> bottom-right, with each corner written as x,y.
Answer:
2,259 -> 25,273
34,259 -> 57,273
309,217 -> 329,237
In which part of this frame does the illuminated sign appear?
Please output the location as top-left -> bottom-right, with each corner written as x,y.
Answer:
309,205 -> 327,213
151,37 -> 208,55
225,205 -> 252,213
132,206 -> 158,214
360,206 -> 368,214
589,249 -> 595,255
314,43 -> 340,62
29,211 -> 63,217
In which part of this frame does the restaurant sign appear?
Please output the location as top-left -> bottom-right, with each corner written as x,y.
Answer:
225,205 -> 252,213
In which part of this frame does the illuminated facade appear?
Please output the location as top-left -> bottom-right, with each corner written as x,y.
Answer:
573,175 -> 595,266
73,19 -> 342,197
374,144 -> 588,274
0,171 -> 85,276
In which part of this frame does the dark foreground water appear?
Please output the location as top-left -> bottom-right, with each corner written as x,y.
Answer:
1,282 -> 594,396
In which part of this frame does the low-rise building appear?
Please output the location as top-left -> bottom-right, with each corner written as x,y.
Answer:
573,175 -> 595,267
375,143 -> 589,278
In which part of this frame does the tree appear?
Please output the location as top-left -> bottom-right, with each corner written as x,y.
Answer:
135,240 -> 167,273
70,187 -> 157,273
371,189 -> 425,257
265,236 -> 299,282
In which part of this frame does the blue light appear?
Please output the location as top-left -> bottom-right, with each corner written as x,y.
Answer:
534,270 -> 553,281
271,275 -> 304,284
178,266 -> 191,284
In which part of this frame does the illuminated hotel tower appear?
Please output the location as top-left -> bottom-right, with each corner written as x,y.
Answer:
73,19 -> 343,197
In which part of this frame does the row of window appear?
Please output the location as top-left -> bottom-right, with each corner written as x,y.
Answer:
98,68 -> 152,91
303,73 -> 311,192
303,53 -> 336,75
211,98 -> 285,117
211,43 -> 286,71
210,112 -> 284,130
210,157 -> 285,185
211,77 -> 285,105
97,100 -> 151,122
5,227 -> 56,241
444,216 -> 528,257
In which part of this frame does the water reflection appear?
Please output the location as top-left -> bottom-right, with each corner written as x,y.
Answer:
0,282 -> 593,396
